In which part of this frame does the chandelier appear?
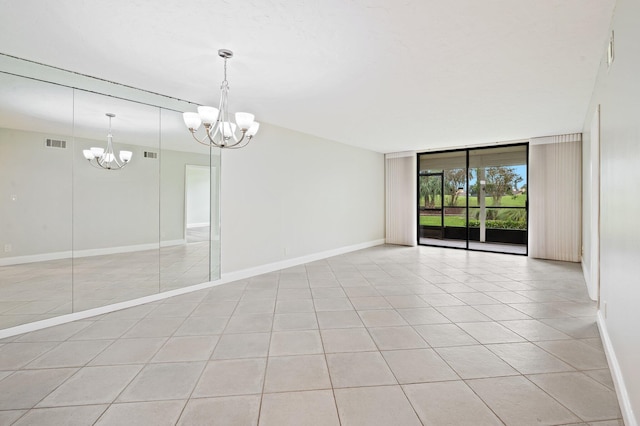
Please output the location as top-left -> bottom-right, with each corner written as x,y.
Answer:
82,113 -> 132,170
182,49 -> 260,149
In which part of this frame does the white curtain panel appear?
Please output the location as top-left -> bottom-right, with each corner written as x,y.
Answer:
385,153 -> 417,246
529,133 -> 582,261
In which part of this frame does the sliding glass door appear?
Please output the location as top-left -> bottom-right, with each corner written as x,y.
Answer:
417,144 -> 528,255
418,150 -> 468,249
468,145 -> 527,254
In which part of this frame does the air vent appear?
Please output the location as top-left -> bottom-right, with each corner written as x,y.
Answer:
144,151 -> 158,159
45,138 -> 67,149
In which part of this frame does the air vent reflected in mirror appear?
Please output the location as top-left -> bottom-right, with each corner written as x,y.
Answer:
45,138 -> 67,149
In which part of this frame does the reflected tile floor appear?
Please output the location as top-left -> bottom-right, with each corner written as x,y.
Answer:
419,237 -> 528,255
0,245 -> 624,425
0,241 -> 212,329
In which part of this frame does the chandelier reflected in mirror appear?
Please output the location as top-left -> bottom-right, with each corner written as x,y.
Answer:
182,49 -> 260,149
82,113 -> 132,170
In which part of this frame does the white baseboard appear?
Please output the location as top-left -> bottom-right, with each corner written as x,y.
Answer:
220,239 -> 386,283
0,251 -> 72,266
160,239 -> 186,248
187,222 -> 210,229
581,260 -> 597,301
581,259 -> 589,286
0,239 -> 186,266
0,238 -> 386,339
0,279 -> 224,339
597,311 -> 637,426
385,238 -> 417,247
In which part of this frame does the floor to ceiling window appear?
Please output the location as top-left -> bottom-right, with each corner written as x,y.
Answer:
417,143 -> 528,255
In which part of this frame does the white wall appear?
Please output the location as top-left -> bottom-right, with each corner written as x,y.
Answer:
220,123 -> 385,273
582,0 -> 640,422
0,128 -> 73,258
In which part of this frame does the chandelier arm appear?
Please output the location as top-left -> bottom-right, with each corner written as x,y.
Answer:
94,160 -> 126,170
208,123 -> 222,144
226,138 -> 253,149
190,130 -> 220,147
224,132 -> 248,148
101,132 -> 125,169
206,126 -> 222,147
88,160 -> 103,169
109,154 -> 124,169
227,129 -> 240,144
231,120 -> 241,143
226,135 -> 253,149
96,156 -> 123,170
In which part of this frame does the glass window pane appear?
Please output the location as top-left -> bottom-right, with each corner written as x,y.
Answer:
419,175 -> 442,209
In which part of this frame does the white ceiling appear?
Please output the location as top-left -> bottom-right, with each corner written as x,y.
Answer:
0,0 -> 616,153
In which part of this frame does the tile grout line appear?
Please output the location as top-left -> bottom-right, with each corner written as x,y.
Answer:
352,267 -> 427,426
172,282 -> 245,425
312,264 -> 343,426
6,304 -> 163,424
89,300 -> 201,425
255,271 -> 281,426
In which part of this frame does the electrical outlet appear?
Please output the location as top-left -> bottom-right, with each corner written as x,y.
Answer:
284,247 -> 290,255
10,194 -> 17,201
4,244 -> 12,253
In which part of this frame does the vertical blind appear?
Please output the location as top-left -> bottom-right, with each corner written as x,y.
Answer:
385,153 -> 416,246
529,133 -> 582,261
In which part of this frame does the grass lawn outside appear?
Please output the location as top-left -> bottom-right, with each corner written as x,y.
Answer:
419,194 -> 527,230
419,194 -> 527,208
420,214 -> 527,230
420,216 -> 466,227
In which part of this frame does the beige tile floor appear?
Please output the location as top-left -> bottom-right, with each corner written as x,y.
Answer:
0,244 -> 624,425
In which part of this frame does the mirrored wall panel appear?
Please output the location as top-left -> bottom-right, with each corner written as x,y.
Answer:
0,55 -> 220,331
0,73 -> 74,327
159,108 -> 220,292
72,91 -> 161,311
